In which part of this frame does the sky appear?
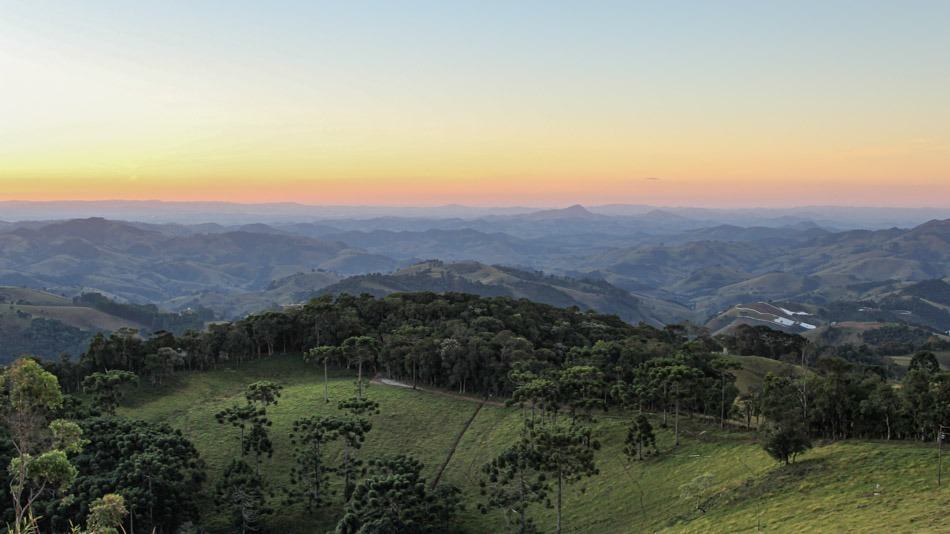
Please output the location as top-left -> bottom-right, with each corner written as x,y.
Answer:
1,0 -> 949,207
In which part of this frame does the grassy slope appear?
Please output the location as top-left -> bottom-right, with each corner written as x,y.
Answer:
0,286 -> 71,305
0,286 -> 143,332
729,355 -> 807,394
889,352 -> 950,371
120,355 -> 948,533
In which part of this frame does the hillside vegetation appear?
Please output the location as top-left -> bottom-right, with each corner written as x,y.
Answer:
318,260 -> 663,325
120,355 -> 948,533
0,287 -> 210,361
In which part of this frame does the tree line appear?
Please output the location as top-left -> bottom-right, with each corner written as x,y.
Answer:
2,291 -> 948,532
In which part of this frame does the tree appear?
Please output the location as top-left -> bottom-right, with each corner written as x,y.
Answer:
509,375 -> 559,426
860,381 -> 901,440
244,380 -> 283,409
341,336 -> 379,399
529,423 -> 599,534
306,346 -> 339,403
335,455 -> 462,534
215,459 -> 270,534
84,493 -> 128,534
762,421 -> 812,465
320,415 -> 372,502
908,351 -> 940,374
651,361 -> 702,447
479,437 -> 548,533
56,417 -> 205,534
244,419 -> 274,475
558,366 -> 606,424
81,370 -> 138,415
623,415 -> 657,461
338,397 -> 380,418
1,358 -> 84,533
710,357 -> 741,429
286,416 -> 337,511
215,404 -> 261,457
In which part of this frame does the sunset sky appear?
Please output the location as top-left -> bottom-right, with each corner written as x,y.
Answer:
1,1 -> 949,207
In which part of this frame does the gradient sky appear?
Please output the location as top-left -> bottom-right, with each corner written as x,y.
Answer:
1,1 -> 949,207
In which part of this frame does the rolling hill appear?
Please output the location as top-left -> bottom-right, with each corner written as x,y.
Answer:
318,260 -> 665,326
0,218 -> 397,303
164,270 -> 343,319
120,355 -> 949,533
0,287 -> 143,361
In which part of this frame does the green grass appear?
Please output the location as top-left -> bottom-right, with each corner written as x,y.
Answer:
0,286 -> 71,306
730,355 -> 807,394
120,355 -> 948,533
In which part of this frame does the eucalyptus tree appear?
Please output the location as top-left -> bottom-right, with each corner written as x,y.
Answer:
306,346 -> 339,403
710,356 -> 742,429
1,358 -> 84,534
341,336 -> 379,399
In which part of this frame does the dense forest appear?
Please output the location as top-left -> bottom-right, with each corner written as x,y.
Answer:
1,292 -> 948,533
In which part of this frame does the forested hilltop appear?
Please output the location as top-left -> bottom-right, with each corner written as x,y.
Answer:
1,292 -> 948,533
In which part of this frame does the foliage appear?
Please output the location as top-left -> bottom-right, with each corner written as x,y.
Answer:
81,371 -> 137,415
215,459 -> 270,533
478,436 -> 549,533
761,422 -> 812,465
335,454 -> 462,534
41,416 -> 205,533
84,493 -> 128,534
285,416 -> 336,511
623,415 -> 657,461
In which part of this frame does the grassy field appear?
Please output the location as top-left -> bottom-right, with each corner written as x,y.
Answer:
120,355 -> 948,533
0,286 -> 142,332
729,354 -> 807,394
889,352 -> 950,371
0,286 -> 72,306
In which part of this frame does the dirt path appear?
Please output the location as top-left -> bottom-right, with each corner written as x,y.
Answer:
371,375 -> 499,488
430,400 -> 484,489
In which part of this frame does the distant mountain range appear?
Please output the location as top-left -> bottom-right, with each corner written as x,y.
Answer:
4,200 -> 949,228
1,212 -> 948,335
0,218 -> 395,302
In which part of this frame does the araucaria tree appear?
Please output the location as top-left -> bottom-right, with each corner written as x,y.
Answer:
244,380 -> 283,409
624,415 -> 657,461
216,381 -> 282,474
216,458 -> 271,534
529,422 -> 599,534
285,415 -> 337,511
321,415 -> 373,502
479,436 -> 549,533
651,360 -> 702,447
335,454 -> 463,534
